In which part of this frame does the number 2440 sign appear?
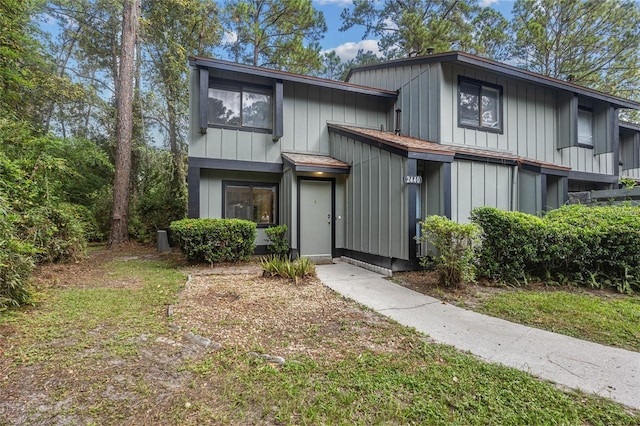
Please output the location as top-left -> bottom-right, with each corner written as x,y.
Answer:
403,175 -> 422,184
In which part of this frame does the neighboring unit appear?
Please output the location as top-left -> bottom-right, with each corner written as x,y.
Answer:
188,52 -> 640,271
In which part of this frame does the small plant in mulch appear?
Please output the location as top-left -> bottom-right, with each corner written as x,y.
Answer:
260,255 -> 316,283
264,224 -> 289,258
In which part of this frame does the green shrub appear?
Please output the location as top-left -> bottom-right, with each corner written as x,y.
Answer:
264,225 -> 289,258
472,205 -> 640,292
0,197 -> 35,310
170,218 -> 256,264
470,207 -> 545,283
17,203 -> 86,263
261,255 -> 316,283
59,203 -> 102,243
545,204 -> 640,291
88,186 -> 113,242
418,215 -> 479,287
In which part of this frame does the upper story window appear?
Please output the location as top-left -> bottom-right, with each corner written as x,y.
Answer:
458,77 -> 503,132
208,84 -> 272,130
577,107 -> 593,147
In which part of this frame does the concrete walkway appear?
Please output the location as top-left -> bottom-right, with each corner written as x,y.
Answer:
316,260 -> 640,410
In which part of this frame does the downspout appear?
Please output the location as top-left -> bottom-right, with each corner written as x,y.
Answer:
511,164 -> 518,211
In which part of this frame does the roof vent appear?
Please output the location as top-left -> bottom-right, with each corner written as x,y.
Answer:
426,47 -> 434,55
567,74 -> 575,82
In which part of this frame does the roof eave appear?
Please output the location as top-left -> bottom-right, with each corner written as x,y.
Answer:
190,56 -> 398,99
347,52 -> 640,110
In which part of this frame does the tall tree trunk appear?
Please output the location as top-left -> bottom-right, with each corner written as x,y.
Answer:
109,0 -> 139,247
166,91 -> 187,217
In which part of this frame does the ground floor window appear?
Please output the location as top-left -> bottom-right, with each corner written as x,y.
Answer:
223,182 -> 277,226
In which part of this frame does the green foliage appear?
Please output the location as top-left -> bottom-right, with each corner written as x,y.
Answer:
0,196 -> 35,310
17,204 -> 86,263
84,185 -> 113,242
471,205 -> 640,292
130,148 -> 186,243
0,107 -> 98,309
340,0 -> 510,60
544,204 -> 640,291
418,216 -> 480,287
510,0 -> 640,98
329,49 -> 383,80
469,207 -> 545,283
170,218 -> 256,264
57,137 -> 114,207
619,177 -> 637,189
260,255 -> 316,282
223,0 -> 327,73
0,119 -> 90,263
0,0 -> 43,120
264,225 -> 289,258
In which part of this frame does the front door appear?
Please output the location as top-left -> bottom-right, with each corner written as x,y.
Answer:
299,179 -> 332,261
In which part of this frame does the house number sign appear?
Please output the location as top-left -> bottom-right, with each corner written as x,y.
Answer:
403,175 -> 422,184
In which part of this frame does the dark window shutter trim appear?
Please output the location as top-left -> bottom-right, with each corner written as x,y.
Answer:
199,68 -> 209,134
273,80 -> 283,141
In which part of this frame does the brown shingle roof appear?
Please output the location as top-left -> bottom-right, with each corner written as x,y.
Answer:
281,152 -> 350,171
329,124 -> 571,172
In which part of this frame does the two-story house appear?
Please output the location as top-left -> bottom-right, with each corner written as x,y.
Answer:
188,52 -> 640,271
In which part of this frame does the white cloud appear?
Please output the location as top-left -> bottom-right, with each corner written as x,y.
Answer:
381,18 -> 397,32
324,39 -> 381,61
222,31 -> 237,44
479,0 -> 500,7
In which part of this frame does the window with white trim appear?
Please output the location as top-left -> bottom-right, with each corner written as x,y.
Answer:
458,77 -> 503,132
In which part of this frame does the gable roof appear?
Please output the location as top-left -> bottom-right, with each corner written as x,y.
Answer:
189,56 -> 398,99
346,52 -> 640,110
281,152 -> 350,174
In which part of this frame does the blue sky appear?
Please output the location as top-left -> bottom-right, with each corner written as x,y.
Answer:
314,0 -> 516,60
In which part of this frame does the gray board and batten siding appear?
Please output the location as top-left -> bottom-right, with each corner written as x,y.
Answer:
347,54 -> 624,180
620,123 -> 640,179
188,63 -> 393,213
451,160 -> 514,223
189,64 -> 395,165
330,130 -> 411,263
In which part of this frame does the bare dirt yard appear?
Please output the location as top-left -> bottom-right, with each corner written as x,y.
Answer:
0,246 -> 412,424
1,246 -> 638,425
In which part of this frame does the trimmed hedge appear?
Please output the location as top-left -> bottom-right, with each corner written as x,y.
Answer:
469,208 -> 544,283
470,205 -> 640,292
544,205 -> 640,291
170,218 -> 256,264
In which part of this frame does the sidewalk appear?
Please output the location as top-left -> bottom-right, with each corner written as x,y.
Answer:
316,260 -> 640,410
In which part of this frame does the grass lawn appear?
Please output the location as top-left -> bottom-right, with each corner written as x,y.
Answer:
477,290 -> 640,352
395,271 -> 640,352
1,246 -> 638,424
